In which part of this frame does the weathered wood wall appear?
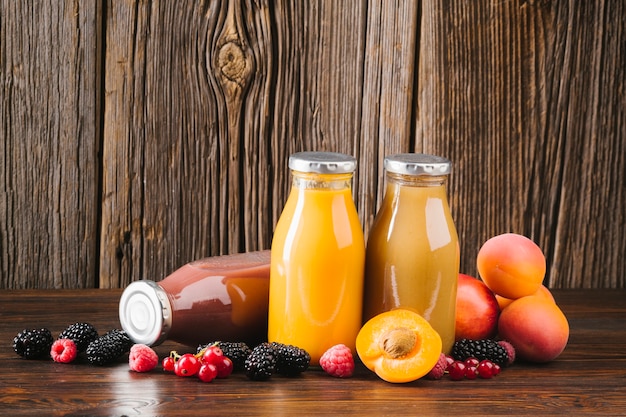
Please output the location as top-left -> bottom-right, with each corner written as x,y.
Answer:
1,0 -> 624,289
1,1 -> 102,288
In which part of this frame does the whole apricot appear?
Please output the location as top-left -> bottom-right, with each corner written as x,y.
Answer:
356,309 -> 442,383
477,233 -> 546,299
496,284 -> 555,311
498,295 -> 569,362
495,294 -> 514,311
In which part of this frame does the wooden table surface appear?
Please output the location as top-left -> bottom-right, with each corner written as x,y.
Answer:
1,289 -> 625,416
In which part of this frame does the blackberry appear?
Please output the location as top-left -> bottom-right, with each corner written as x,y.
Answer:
245,342 -> 276,381
58,322 -> 99,352
452,339 -> 510,367
270,342 -> 310,376
13,328 -> 54,359
86,329 -> 133,365
197,341 -> 252,371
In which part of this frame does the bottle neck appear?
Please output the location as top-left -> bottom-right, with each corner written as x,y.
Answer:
386,172 -> 449,188
291,170 -> 354,191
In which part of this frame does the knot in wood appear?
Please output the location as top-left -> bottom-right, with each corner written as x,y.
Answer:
218,41 -> 248,85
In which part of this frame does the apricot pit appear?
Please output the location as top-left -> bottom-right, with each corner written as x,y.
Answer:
380,327 -> 416,358
356,309 -> 442,383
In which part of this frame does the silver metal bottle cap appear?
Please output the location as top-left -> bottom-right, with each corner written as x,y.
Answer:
384,153 -> 451,176
118,280 -> 172,346
288,151 -> 357,174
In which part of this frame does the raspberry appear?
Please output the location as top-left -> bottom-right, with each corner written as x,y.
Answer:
319,344 -> 354,378
129,344 -> 159,372
425,353 -> 447,380
50,339 -> 78,363
497,340 -> 516,365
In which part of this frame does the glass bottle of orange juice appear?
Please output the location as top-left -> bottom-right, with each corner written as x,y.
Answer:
268,151 -> 365,365
362,153 -> 459,353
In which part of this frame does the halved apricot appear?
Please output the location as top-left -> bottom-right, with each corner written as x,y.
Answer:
356,309 -> 442,383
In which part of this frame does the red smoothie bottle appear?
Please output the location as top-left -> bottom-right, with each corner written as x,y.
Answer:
118,250 -> 270,347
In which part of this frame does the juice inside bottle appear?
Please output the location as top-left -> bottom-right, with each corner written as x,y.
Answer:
119,251 -> 270,347
362,154 -> 459,353
268,152 -> 365,365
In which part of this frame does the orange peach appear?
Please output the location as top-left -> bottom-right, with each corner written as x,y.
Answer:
498,295 -> 569,362
495,294 -> 514,310
496,284 -> 555,310
477,233 -> 546,299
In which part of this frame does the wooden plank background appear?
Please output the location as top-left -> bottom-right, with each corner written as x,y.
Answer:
1,0 -> 624,289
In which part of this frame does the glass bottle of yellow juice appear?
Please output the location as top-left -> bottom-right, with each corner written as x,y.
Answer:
362,154 -> 459,353
268,152 -> 365,365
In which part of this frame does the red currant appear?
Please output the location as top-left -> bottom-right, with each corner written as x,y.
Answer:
445,355 -> 455,370
215,356 -> 234,378
477,360 -> 495,379
464,365 -> 478,380
162,356 -> 175,372
201,345 -> 224,365
448,361 -> 466,381
197,363 -> 218,382
175,353 -> 201,377
464,357 -> 480,368
492,363 -> 502,376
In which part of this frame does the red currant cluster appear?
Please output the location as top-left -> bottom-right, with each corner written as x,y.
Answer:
162,345 -> 234,382
445,355 -> 501,380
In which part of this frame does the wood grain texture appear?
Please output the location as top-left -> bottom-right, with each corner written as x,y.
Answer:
1,289 -> 625,415
418,0 -> 625,287
270,1 -> 369,215
100,1 -> 278,288
1,0 -> 625,289
0,1 -> 101,288
358,0 -> 420,233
